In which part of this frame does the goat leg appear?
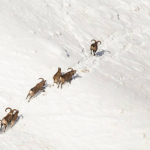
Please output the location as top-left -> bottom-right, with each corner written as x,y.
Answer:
4,124 -> 7,133
57,82 -> 60,88
57,81 -> 59,85
91,50 -> 92,55
28,96 -> 33,102
11,121 -> 14,128
61,82 -> 65,89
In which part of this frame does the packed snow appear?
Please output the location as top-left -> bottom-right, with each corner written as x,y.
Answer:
0,0 -> 150,150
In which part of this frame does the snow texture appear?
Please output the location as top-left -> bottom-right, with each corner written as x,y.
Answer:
0,0 -> 150,150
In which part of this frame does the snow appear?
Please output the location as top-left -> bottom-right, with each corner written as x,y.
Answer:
0,0 -> 150,149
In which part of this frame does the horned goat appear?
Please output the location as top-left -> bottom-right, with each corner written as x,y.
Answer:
90,39 -> 101,56
58,68 -> 76,89
26,78 -> 46,102
0,107 -> 16,132
53,67 -> 61,85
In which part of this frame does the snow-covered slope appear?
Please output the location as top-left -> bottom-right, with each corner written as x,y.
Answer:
0,0 -> 150,150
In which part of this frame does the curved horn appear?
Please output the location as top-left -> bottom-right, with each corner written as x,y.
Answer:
12,109 -> 18,114
97,41 -> 101,44
91,39 -> 96,43
38,78 -> 44,81
67,68 -> 73,71
5,107 -> 12,112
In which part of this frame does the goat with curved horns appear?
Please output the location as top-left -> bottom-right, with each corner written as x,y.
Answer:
58,68 -> 76,89
90,39 -> 101,56
26,78 -> 46,102
0,107 -> 17,132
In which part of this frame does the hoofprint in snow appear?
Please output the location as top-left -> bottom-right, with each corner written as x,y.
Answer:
0,0 -> 150,150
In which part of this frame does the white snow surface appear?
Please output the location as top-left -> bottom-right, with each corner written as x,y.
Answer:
0,0 -> 150,149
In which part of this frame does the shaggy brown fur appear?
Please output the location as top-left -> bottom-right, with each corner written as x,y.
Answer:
26,78 -> 46,102
11,109 -> 19,128
53,67 -> 61,84
0,107 -> 16,132
90,39 -> 101,56
58,68 -> 76,89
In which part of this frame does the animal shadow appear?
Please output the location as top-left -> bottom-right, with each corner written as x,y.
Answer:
12,114 -> 24,128
44,82 -> 51,88
61,72 -> 65,75
96,50 -> 110,56
0,125 -> 11,134
72,74 -> 81,80
0,127 -> 4,134
0,114 -> 24,134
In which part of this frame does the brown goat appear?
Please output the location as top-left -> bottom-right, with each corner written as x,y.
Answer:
90,39 -> 101,56
53,67 -> 61,85
0,107 -> 16,132
58,68 -> 76,89
11,109 -> 19,128
26,78 -> 46,102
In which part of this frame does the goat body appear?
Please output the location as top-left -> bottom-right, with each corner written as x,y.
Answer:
58,68 -> 76,89
0,107 -> 15,132
90,39 -> 101,56
11,110 -> 19,128
53,67 -> 61,84
26,78 -> 46,102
